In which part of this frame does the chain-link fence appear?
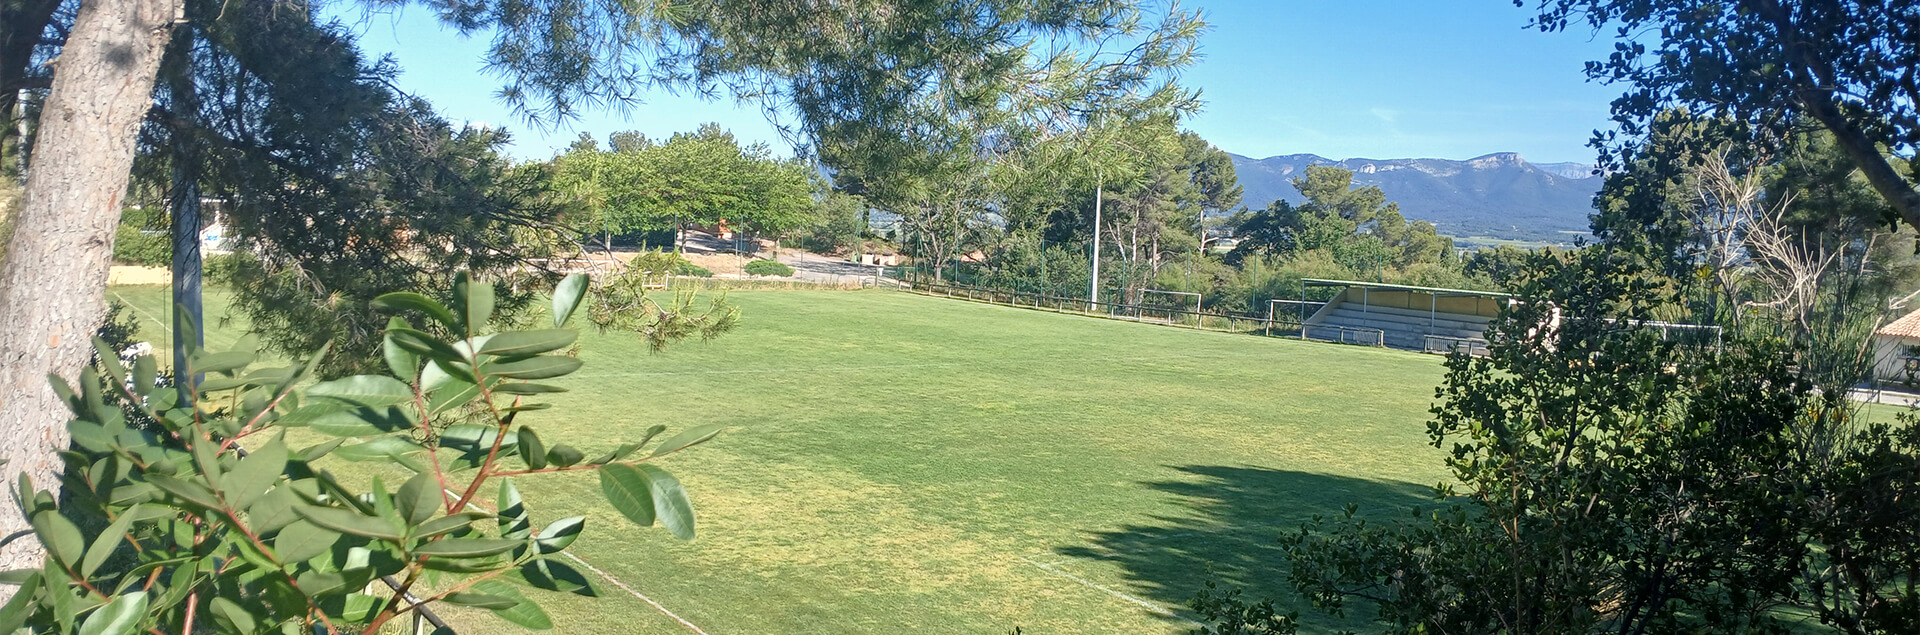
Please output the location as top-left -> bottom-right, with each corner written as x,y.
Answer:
885,270 -> 1307,338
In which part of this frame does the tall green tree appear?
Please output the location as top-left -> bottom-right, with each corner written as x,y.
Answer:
1526,0 -> 1920,233
551,123 -> 814,251
1226,165 -> 1452,272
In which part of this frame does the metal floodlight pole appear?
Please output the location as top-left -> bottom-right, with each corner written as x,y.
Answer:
1089,171 -> 1103,310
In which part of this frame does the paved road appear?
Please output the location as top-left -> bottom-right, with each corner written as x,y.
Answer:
776,250 -> 884,284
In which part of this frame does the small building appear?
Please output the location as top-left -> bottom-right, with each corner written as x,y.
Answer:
1871,308 -> 1920,388
1298,279 -> 1511,353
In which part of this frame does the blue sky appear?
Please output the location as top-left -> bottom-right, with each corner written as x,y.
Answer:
328,1 -> 1621,164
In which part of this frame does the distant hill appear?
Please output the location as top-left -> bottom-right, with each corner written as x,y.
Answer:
1228,152 -> 1603,246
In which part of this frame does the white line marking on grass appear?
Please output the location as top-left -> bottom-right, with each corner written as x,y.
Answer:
573,351 -> 1249,379
440,489 -> 711,634
111,291 -> 171,338
560,551 -> 712,635
1018,555 -> 1202,627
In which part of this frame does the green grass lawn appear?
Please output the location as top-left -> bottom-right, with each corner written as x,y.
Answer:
108,285 -> 1452,634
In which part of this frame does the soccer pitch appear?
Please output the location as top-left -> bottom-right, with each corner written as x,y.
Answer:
107,286 -> 1451,634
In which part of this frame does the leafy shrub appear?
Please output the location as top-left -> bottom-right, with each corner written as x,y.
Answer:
8,273 -> 723,634
626,250 -> 713,278
111,213 -> 171,266
743,259 -> 794,277
202,252 -> 245,286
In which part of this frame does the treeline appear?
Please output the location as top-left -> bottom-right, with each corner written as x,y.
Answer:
549,124 -> 865,254
895,125 -> 1523,317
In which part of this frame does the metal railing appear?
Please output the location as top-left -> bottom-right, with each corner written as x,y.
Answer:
1423,334 -> 1491,357
1302,324 -> 1387,347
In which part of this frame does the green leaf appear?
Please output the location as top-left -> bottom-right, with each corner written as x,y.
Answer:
636,464 -> 696,540
144,474 -> 220,509
474,580 -> 552,629
484,356 -> 584,380
546,444 -> 586,468
383,316 -> 420,381
331,436 -> 426,463
294,568 -> 374,597
0,572 -> 41,633
28,510 -> 83,566
455,273 -> 496,334
188,436 -> 223,481
517,559 -> 595,596
649,423 -> 726,458
427,378 -> 483,415
76,591 -> 146,635
491,382 -> 570,395
413,538 -> 522,558
68,420 -> 114,453
188,350 -> 255,375
222,434 -> 287,509
598,464 -> 655,528
208,596 -> 258,634
272,520 -> 339,564
415,512 -> 492,540
307,375 -> 415,407
517,426 -> 548,470
330,593 -> 385,622
396,473 -> 440,527
131,357 -> 155,397
298,439 -> 347,462
47,559 -> 73,632
91,338 -> 127,390
249,485 -> 303,535
288,406 -> 416,437
388,328 -> 469,365
372,292 -> 459,332
497,479 -> 530,539
478,329 -> 579,357
81,509 -> 141,577
442,424 -> 502,463
292,504 -> 403,541
534,516 -> 585,553
587,439 -> 649,466
443,591 -> 520,610
48,373 -> 80,415
552,273 -> 589,327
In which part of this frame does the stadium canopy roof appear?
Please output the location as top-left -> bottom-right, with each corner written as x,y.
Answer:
1302,278 -> 1512,298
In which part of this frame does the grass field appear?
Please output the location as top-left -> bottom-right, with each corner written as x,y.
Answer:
108,285 -> 1454,634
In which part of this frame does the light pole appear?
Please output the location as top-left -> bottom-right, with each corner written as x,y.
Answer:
1089,172 -> 1103,309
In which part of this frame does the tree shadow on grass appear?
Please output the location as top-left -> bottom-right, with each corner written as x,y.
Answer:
1055,465 -> 1436,632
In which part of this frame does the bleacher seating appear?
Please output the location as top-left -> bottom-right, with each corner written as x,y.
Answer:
1305,302 -> 1492,350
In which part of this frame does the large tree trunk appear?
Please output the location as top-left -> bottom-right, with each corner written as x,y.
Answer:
165,31 -> 202,397
0,0 -> 179,578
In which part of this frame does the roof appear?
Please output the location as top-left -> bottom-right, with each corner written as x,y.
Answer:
1301,278 -> 1512,298
1878,308 -> 1920,338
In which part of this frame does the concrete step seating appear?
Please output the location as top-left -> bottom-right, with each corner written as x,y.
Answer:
1306,304 -> 1493,350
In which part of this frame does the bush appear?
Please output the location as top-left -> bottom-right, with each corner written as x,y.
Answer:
674,261 -> 715,277
203,252 -> 245,285
743,259 -> 795,277
14,273 -> 724,634
112,220 -> 171,266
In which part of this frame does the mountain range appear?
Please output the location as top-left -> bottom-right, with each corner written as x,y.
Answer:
1227,152 -> 1604,246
